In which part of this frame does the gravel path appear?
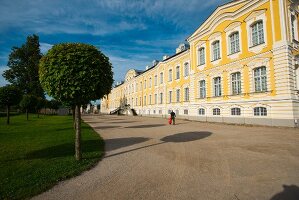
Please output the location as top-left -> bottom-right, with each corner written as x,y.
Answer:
33,115 -> 299,200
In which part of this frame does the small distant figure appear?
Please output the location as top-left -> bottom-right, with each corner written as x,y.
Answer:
170,110 -> 176,125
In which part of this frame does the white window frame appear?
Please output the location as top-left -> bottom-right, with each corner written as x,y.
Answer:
213,77 -> 222,97
211,40 -> 221,61
198,47 -> 205,65
184,87 -> 189,101
168,69 -> 172,82
199,80 -> 206,98
184,62 -> 189,77
254,66 -> 267,92
213,108 -> 221,116
169,90 -> 172,103
176,66 -> 180,80
254,107 -> 267,116
231,72 -> 242,95
229,32 -> 240,54
160,72 -> 164,84
176,89 -> 180,102
159,92 -> 163,104
231,107 -> 241,116
198,108 -> 205,115
250,20 -> 264,47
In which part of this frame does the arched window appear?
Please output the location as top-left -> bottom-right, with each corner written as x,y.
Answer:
229,32 -> 240,54
212,40 -> 220,61
251,20 -> 264,46
198,47 -> 205,65
198,108 -> 205,115
254,66 -> 267,92
213,108 -> 220,115
254,107 -> 267,116
231,107 -> 241,115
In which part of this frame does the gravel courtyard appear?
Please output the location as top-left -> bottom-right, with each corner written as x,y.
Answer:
34,115 -> 299,200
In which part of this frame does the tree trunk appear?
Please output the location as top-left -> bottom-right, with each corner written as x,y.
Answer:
72,106 -> 75,130
26,109 -> 29,120
6,105 -> 10,125
75,104 -> 82,161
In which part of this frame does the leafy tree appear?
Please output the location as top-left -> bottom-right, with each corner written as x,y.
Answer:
0,85 -> 22,124
39,43 -> 113,160
20,95 -> 37,120
35,97 -> 46,118
3,34 -> 44,98
48,99 -> 61,114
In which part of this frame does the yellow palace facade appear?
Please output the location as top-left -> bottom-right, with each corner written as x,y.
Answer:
101,0 -> 299,127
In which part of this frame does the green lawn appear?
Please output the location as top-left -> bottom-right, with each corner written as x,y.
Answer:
0,114 -> 104,200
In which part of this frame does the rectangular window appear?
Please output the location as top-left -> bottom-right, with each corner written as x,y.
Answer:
149,78 -> 152,88
144,96 -> 146,105
144,80 -> 146,89
184,109 -> 188,115
176,66 -> 180,79
198,108 -> 205,115
140,82 -> 142,91
176,89 -> 180,102
254,107 -> 267,116
213,108 -> 221,115
198,48 -> 205,65
212,41 -> 220,61
231,108 -> 241,116
229,32 -> 240,54
184,63 -> 189,77
169,69 -> 172,82
214,77 -> 221,96
184,87 -> 189,101
251,21 -> 264,46
155,94 -> 157,104
199,80 -> 206,98
160,72 -> 163,84
254,67 -> 267,92
154,75 -> 157,86
169,91 -> 172,103
231,72 -> 241,95
149,95 -> 152,105
160,93 -> 163,104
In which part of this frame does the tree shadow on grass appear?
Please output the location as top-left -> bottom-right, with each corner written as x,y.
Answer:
26,140 -> 104,160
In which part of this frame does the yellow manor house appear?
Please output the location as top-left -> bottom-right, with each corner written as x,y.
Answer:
101,0 -> 299,127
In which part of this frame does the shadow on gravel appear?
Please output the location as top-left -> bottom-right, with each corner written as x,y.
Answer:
270,185 -> 299,200
26,140 -> 103,159
105,131 -> 212,158
110,121 -> 137,123
92,125 -> 121,129
161,131 -> 212,143
105,137 -> 150,151
124,124 -> 165,128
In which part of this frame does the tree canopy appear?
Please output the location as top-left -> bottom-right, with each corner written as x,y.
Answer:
0,85 -> 22,124
39,43 -> 113,105
3,34 -> 44,98
39,43 -> 113,160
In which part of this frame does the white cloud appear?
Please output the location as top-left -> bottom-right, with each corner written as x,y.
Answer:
0,66 -> 8,86
40,43 -> 53,54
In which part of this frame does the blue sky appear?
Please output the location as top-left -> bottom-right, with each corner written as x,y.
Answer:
0,0 -> 230,87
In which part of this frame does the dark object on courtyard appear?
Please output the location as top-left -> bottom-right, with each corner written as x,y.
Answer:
270,185 -> 299,200
170,110 -> 176,125
161,131 -> 212,143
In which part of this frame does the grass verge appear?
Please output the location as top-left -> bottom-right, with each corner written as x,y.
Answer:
0,114 -> 104,199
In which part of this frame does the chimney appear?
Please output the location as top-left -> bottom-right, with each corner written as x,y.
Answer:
163,55 -> 169,60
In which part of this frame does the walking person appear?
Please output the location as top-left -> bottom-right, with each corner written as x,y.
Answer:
170,110 -> 176,125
